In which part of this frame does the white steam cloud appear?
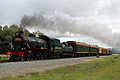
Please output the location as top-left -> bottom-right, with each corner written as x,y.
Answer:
20,12 -> 120,48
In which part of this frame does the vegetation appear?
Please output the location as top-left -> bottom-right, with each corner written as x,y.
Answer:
0,24 -> 44,54
0,55 -> 10,60
2,55 -> 120,80
0,24 -> 19,54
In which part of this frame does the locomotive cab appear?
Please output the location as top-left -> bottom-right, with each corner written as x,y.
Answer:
50,38 -> 63,53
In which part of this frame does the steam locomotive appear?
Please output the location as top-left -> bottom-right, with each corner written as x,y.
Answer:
6,31 -> 111,61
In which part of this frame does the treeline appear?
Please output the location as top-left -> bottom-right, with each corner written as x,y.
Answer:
0,24 -> 43,54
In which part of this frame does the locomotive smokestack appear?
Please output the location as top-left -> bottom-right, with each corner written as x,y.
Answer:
17,24 -> 25,36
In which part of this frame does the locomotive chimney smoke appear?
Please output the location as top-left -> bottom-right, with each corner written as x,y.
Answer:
20,12 -> 120,48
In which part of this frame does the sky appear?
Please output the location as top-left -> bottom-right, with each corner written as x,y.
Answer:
0,0 -> 120,48
0,0 -> 120,25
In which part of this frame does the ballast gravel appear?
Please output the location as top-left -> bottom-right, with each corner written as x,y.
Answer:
0,56 -> 110,78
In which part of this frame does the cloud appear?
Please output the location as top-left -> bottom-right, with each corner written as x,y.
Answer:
0,0 -> 116,25
20,12 -> 120,48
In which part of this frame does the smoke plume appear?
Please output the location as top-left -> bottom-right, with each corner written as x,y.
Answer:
20,12 -> 120,48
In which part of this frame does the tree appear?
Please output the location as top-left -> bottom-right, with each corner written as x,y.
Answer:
3,25 -> 8,30
24,29 -> 30,36
0,25 -> 2,30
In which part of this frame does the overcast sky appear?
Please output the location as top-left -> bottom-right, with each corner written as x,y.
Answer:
0,0 -> 120,25
1,0 -> 120,48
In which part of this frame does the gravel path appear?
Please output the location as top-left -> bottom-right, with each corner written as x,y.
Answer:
0,56 -> 111,78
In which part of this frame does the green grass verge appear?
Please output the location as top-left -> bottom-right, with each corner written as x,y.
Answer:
0,55 -> 10,60
2,55 -> 120,80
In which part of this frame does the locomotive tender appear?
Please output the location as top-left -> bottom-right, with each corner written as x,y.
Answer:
6,31 -> 111,61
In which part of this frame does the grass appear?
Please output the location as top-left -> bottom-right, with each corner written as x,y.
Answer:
0,54 -> 10,60
2,55 -> 120,80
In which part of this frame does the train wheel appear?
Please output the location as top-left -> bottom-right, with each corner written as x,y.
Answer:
10,54 -> 19,61
41,54 -> 44,60
21,56 -> 25,61
71,53 -> 74,57
9,56 -> 14,61
26,55 -> 31,61
26,51 -> 32,61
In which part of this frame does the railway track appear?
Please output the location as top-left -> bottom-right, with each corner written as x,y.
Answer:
0,60 -> 17,63
0,55 -> 111,63
0,55 -> 113,79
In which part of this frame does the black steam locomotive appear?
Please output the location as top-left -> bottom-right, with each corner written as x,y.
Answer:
6,31 -> 111,61
7,31 -> 63,60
